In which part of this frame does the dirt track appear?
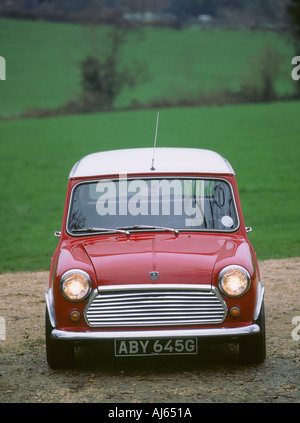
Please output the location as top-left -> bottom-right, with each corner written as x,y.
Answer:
0,258 -> 299,403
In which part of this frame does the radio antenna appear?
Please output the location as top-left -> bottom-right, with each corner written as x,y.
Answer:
151,112 -> 159,171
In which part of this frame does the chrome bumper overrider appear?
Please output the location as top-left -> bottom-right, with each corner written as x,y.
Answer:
51,324 -> 260,341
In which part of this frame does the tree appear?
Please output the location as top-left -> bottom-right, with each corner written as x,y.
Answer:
287,0 -> 300,52
239,45 -> 283,102
286,0 -> 300,96
80,19 -> 148,110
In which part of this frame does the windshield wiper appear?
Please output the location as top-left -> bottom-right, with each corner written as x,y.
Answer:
71,227 -> 130,236
117,225 -> 179,236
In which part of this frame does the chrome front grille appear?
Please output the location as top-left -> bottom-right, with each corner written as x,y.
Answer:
84,284 -> 227,328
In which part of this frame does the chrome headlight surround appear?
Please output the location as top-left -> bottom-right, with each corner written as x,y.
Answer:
218,265 -> 251,298
60,269 -> 91,302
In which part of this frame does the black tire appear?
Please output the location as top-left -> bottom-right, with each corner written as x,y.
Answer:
45,307 -> 74,369
239,300 -> 266,364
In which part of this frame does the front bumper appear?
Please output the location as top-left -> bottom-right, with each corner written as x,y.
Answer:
50,324 -> 260,341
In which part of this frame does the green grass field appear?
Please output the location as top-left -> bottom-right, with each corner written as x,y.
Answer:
0,101 -> 299,272
0,18 -> 296,116
0,18 -> 299,272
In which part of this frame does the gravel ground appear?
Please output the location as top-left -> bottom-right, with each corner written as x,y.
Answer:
0,257 -> 299,403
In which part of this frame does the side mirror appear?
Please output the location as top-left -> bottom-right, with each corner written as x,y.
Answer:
54,231 -> 61,238
245,227 -> 252,233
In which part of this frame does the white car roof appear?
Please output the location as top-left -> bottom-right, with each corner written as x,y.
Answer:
69,147 -> 235,179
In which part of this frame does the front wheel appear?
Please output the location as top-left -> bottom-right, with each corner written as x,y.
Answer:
45,307 -> 74,369
239,301 -> 266,364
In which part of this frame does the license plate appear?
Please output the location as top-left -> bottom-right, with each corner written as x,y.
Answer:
114,338 -> 198,357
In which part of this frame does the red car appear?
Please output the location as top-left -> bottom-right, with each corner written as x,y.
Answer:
46,148 -> 266,368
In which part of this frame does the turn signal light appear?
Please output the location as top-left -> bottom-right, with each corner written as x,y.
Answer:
230,307 -> 241,318
70,311 -> 81,322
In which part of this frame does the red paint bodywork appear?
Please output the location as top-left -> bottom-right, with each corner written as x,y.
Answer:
49,172 -> 260,334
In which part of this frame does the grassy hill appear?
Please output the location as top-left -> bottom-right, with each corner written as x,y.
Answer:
0,17 -> 296,117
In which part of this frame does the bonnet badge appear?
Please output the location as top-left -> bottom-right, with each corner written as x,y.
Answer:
150,271 -> 159,281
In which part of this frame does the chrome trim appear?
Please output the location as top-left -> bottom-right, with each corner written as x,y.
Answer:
218,265 -> 251,298
51,324 -> 260,341
97,283 -> 217,292
45,288 -> 56,328
59,269 -> 92,302
253,282 -> 265,321
84,284 -> 228,328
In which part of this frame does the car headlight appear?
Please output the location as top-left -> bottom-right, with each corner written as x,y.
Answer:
218,265 -> 250,297
60,269 -> 91,301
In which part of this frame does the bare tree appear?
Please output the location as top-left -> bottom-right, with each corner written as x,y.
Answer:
287,0 -> 300,51
286,0 -> 300,95
239,45 -> 283,102
80,18 -> 148,110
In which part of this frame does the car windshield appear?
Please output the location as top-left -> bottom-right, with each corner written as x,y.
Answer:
67,177 -> 239,234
